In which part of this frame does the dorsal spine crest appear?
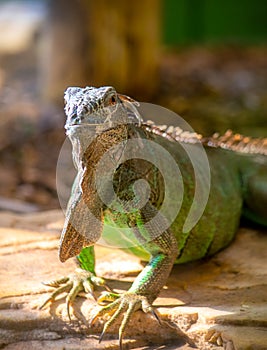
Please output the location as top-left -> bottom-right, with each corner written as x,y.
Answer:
144,121 -> 267,156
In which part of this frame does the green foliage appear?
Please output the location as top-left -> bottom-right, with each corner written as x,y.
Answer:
164,0 -> 267,45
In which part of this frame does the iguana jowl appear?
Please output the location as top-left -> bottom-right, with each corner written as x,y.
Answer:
41,86 -> 267,348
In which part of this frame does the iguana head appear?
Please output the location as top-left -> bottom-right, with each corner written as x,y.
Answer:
64,86 -> 142,132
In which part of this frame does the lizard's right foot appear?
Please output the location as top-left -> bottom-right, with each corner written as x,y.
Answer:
39,268 -> 110,319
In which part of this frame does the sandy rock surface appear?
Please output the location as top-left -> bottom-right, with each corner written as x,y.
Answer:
0,210 -> 266,350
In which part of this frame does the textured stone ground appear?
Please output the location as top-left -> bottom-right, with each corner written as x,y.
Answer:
0,210 -> 266,350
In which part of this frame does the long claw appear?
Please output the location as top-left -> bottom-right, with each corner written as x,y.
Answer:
39,282 -> 72,309
42,276 -> 69,287
89,299 -> 121,327
66,281 -> 84,321
118,303 -> 135,349
98,329 -> 105,344
104,283 -> 112,293
39,297 -> 53,310
151,308 -> 162,325
99,302 -> 127,343
89,311 -> 99,328
66,299 -> 72,321
119,335 -> 123,350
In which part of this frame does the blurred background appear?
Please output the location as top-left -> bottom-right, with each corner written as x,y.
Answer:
0,0 -> 266,212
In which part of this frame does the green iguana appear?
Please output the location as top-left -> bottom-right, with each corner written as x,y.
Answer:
41,86 -> 267,349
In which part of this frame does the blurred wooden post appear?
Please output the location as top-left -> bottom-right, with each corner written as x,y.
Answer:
39,0 -> 161,103
39,0 -> 89,104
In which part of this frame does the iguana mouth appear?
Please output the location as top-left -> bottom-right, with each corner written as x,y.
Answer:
64,105 -> 112,129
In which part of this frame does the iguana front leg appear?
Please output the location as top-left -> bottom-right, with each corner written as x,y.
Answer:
91,226 -> 178,348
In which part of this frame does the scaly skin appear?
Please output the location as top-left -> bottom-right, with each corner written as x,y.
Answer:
41,86 -> 267,349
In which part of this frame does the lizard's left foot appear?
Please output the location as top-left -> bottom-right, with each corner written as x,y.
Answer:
39,268 -> 110,320
90,291 -> 160,350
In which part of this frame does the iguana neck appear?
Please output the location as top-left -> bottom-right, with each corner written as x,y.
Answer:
74,124 -> 136,203
70,123 -> 163,214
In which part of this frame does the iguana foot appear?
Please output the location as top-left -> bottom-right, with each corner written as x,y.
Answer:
90,291 -> 160,350
40,268 -> 110,320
